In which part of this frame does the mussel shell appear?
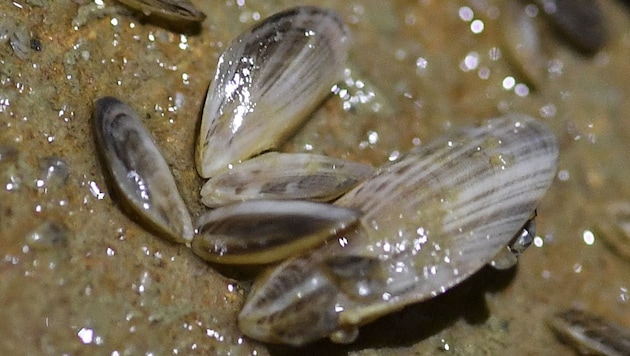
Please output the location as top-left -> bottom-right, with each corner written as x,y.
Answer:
548,308 -> 630,355
537,0 -> 606,55
239,114 -> 559,345
501,0 -> 549,87
195,6 -> 350,178
490,215 -> 536,270
93,97 -> 193,244
192,200 -> 361,265
115,0 -> 206,33
594,201 -> 630,261
200,152 -> 374,207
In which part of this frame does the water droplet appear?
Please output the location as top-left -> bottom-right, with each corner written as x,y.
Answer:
461,51 -> 479,71
38,156 -> 70,189
88,180 -> 105,200
458,6 -> 474,22
77,327 -> 94,344
582,229 -> 595,245
502,76 -> 516,90
470,19 -> 484,34
490,153 -> 515,169
25,221 -> 69,250
619,287 -> 628,304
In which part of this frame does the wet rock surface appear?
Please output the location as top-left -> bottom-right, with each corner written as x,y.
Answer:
1,0 -> 629,354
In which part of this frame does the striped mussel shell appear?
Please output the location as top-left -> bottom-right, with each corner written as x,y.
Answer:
195,6 -> 350,178
238,114 -> 559,345
115,0 -> 206,33
192,200 -> 361,265
200,152 -> 374,207
92,97 -> 194,244
547,308 -> 630,355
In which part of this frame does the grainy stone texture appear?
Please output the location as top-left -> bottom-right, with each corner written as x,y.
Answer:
0,0 -> 629,354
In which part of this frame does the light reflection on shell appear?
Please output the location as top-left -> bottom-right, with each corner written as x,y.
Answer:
239,114 -> 559,346
195,6 -> 350,178
92,96 -> 194,244
115,0 -> 206,32
192,200 -> 361,265
200,152 -> 374,208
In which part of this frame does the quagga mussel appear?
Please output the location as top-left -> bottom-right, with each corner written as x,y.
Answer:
92,6 -> 559,347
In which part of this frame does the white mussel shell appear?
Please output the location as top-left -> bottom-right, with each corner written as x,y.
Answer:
191,200 -> 361,265
195,6 -> 350,178
93,97 -> 194,244
238,114 -> 559,345
200,152 -> 374,207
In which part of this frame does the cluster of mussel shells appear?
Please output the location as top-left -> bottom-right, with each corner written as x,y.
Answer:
93,6 -> 559,346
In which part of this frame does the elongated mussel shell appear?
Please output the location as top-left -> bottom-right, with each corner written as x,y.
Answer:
116,0 -> 206,33
536,0 -> 606,55
239,114 -> 559,345
200,152 -> 374,207
501,0 -> 548,87
594,201 -> 630,261
93,97 -> 193,244
192,200 -> 361,264
195,6 -> 350,178
548,308 -> 630,356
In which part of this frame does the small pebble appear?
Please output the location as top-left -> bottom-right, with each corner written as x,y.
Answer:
30,37 -> 42,51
